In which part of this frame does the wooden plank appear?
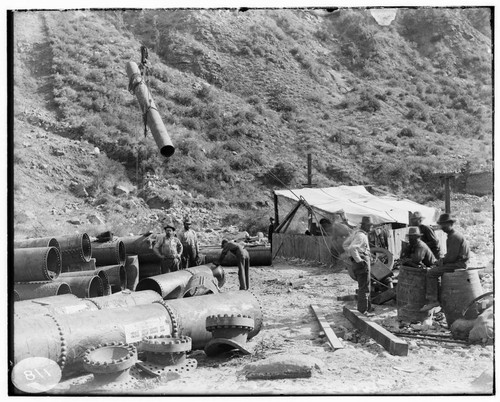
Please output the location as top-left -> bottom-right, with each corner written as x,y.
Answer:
310,305 -> 344,350
343,306 -> 408,356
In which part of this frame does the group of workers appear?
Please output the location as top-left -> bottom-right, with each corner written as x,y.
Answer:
345,212 -> 470,314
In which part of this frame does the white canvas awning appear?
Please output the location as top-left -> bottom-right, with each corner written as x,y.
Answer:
275,186 -> 438,226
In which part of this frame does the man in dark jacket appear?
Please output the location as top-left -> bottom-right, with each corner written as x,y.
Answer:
400,226 -> 436,268
216,239 -> 250,290
268,217 -> 275,249
420,214 -> 470,312
410,211 -> 441,259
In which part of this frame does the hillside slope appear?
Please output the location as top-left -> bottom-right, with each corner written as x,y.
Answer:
12,8 -> 493,238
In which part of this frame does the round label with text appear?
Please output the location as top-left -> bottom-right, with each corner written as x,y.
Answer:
11,357 -> 62,394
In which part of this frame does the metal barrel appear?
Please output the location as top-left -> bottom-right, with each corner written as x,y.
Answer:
136,265 -> 215,299
13,247 -> 62,282
126,61 -> 175,157
98,264 -> 127,292
13,291 -> 261,376
14,237 -> 61,252
166,290 -> 263,349
117,234 -> 161,264
201,245 -> 272,266
62,258 -> 96,273
91,240 -> 126,267
59,269 -> 110,296
13,302 -> 174,377
55,233 -> 92,265
138,262 -> 162,280
124,256 -> 139,291
14,281 -> 72,301
54,275 -> 103,298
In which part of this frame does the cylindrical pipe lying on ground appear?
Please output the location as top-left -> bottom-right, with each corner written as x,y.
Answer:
124,256 -> 139,291
13,247 -> 62,282
126,61 -> 175,157
60,269 -> 110,296
91,240 -> 126,267
62,258 -> 96,273
55,233 -> 92,265
14,290 -> 262,376
136,265 -> 216,299
14,237 -> 60,252
13,290 -> 162,319
201,245 -> 272,266
54,276 -> 103,298
98,265 -> 127,292
14,281 -> 72,301
118,234 -> 161,264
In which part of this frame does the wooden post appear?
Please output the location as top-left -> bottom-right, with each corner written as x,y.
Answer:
444,176 -> 451,214
273,191 -> 279,227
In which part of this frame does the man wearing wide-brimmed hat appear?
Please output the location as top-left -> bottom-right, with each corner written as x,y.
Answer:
400,226 -> 436,268
420,213 -> 470,312
153,220 -> 183,273
178,217 -> 199,269
410,211 -> 441,259
215,239 -> 250,290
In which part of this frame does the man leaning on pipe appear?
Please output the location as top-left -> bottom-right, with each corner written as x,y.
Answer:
213,239 -> 250,290
420,213 -> 470,312
153,221 -> 183,274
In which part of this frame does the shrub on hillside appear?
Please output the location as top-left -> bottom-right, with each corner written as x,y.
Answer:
266,162 -> 296,186
358,91 -> 381,113
398,127 -> 416,138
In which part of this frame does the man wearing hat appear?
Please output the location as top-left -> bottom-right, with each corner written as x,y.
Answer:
268,217 -> 276,250
346,216 -> 374,314
400,227 -> 436,268
153,221 -> 183,273
410,211 -> 441,259
215,239 -> 250,290
420,213 -> 470,312
178,217 -> 199,269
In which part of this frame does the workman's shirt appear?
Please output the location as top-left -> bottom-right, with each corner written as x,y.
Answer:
401,239 -> 436,267
154,234 -> 183,259
442,229 -> 470,266
419,224 -> 441,259
178,229 -> 199,254
218,241 -> 248,265
347,229 -> 370,263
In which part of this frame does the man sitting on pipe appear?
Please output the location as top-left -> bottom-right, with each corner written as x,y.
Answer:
213,239 -> 250,290
153,221 -> 183,273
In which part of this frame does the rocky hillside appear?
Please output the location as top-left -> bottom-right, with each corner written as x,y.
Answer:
12,8 -> 493,239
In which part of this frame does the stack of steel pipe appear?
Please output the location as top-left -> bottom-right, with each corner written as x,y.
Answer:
54,275 -> 104,298
200,245 -> 272,266
91,239 -> 126,267
13,290 -> 263,377
60,267 -> 110,296
117,234 -> 160,264
14,281 -> 72,301
56,233 -> 93,268
97,264 -> 127,293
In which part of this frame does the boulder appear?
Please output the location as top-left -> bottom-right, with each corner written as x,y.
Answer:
114,185 -> 130,196
87,214 -> 105,225
242,354 -> 324,380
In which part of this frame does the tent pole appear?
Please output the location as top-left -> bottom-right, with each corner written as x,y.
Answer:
275,200 -> 302,233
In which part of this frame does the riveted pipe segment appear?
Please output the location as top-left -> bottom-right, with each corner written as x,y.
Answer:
55,233 -> 92,265
124,255 -> 139,291
98,265 -> 127,292
14,294 -> 97,319
14,247 -> 62,282
126,61 -> 175,158
60,269 -> 110,296
118,234 -> 161,264
54,275 -> 103,298
165,290 -> 263,350
62,258 -> 97,273
86,290 -> 163,310
14,237 -> 61,252
136,270 -> 192,299
91,240 -> 126,267
14,281 -> 72,301
201,245 -> 272,266
13,303 -> 174,377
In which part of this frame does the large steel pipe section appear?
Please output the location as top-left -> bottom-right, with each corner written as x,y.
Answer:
166,290 -> 263,349
126,61 -> 175,157
13,247 -> 62,282
60,269 -> 110,296
136,265 -> 215,299
14,281 -> 72,301
13,291 -> 261,376
14,302 -> 175,377
14,237 -> 61,252
62,258 -> 97,273
56,233 -> 92,266
99,265 -> 127,292
118,234 -> 160,264
54,276 -> 104,298
201,245 -> 272,266
91,240 -> 126,267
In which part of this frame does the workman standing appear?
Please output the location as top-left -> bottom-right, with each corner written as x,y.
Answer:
178,218 -> 199,269
215,239 -> 250,290
420,214 -> 470,312
400,227 -> 437,268
346,216 -> 374,314
153,222 -> 183,273
268,217 -> 275,248
410,211 -> 441,259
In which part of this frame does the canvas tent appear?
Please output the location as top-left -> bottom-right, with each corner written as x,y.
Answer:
274,185 -> 438,226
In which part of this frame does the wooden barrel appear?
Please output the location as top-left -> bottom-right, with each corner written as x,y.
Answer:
396,265 -> 429,323
441,269 -> 483,327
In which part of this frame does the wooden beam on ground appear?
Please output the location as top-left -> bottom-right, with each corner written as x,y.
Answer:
310,305 -> 344,350
343,306 -> 408,356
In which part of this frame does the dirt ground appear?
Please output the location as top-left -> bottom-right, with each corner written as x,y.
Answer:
52,258 -> 494,396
